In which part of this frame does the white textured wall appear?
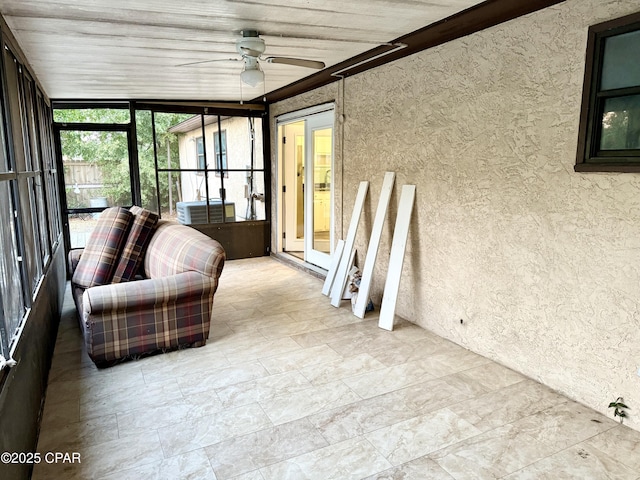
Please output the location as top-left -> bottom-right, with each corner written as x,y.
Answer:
271,0 -> 640,430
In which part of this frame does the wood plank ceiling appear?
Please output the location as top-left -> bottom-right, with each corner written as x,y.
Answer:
0,0 -> 486,101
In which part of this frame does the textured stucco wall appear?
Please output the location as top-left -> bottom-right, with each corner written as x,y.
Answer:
271,0 -> 640,430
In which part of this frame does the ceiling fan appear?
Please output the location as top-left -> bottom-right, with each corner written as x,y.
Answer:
178,30 -> 326,87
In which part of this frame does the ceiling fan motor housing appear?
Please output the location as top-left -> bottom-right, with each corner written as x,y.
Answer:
237,30 -> 266,57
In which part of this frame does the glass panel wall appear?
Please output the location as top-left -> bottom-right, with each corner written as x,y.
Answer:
0,43 -> 61,358
163,113 -> 266,224
52,104 -> 268,253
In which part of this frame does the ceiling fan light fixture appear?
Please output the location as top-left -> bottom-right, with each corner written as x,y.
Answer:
240,65 -> 264,87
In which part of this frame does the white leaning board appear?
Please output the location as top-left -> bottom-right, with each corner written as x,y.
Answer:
378,184 -> 416,331
321,239 -> 345,296
353,172 -> 395,318
330,181 -> 369,307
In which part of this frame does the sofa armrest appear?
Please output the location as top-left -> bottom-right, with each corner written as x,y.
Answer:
83,271 -> 217,314
81,271 -> 219,366
68,248 -> 84,276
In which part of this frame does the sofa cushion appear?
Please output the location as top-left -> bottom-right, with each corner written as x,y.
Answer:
72,206 -> 134,288
111,206 -> 159,283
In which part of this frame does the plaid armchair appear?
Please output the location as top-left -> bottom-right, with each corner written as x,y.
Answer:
70,210 -> 225,367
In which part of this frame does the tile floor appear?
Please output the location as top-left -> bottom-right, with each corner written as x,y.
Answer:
33,257 -> 640,479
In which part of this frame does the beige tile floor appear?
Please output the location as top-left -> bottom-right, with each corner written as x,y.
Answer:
33,257 -> 640,479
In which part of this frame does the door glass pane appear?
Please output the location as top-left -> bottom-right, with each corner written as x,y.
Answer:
60,130 -> 131,247
312,128 -> 332,254
601,29 -> 640,91
294,133 -> 305,241
599,94 -> 640,150
279,121 -> 304,253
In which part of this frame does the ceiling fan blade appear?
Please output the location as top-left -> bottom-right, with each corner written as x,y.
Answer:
176,58 -> 240,67
263,57 -> 325,69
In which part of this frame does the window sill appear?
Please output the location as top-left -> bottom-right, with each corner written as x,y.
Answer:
575,163 -> 640,173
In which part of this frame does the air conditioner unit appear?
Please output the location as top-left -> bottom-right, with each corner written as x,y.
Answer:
176,200 -> 236,224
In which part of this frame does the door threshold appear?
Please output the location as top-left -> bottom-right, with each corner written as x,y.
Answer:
272,252 -> 327,279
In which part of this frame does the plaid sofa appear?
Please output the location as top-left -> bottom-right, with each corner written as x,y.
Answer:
70,215 -> 225,367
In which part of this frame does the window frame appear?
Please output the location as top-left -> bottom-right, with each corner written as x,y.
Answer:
576,11 -> 640,172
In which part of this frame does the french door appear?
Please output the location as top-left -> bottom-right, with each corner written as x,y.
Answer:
304,112 -> 333,268
280,108 -> 334,269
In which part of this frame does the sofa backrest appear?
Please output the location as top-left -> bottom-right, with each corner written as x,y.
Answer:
111,206 -> 159,283
144,220 -> 225,280
72,206 -> 133,288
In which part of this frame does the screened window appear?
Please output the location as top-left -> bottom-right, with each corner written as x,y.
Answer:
0,45 -> 60,360
3,47 -> 43,294
160,113 -> 265,223
576,12 -> 640,171
52,105 -> 267,240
